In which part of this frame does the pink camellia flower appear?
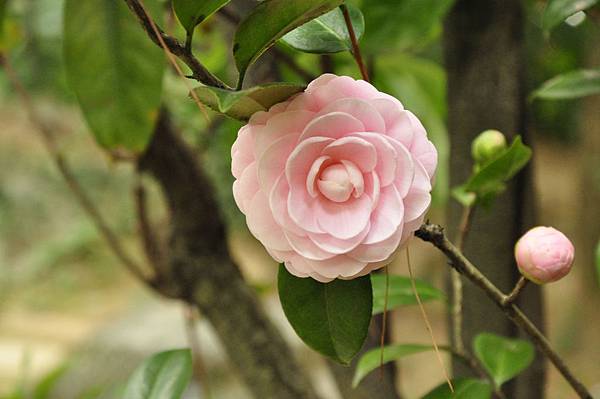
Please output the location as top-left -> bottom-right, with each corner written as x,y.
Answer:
231,74 -> 437,282
515,226 -> 575,284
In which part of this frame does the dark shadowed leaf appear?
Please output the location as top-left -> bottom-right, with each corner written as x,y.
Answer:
233,0 -> 343,88
173,0 -> 230,33
542,0 -> 598,31
278,265 -> 372,364
371,274 -> 445,314
473,333 -> 534,386
463,136 -> 531,200
191,83 -> 304,120
0,0 -> 6,47
421,378 -> 492,399
123,349 -> 192,399
281,4 -> 364,54
353,344 -> 434,387
531,69 -> 600,100
63,0 -> 164,151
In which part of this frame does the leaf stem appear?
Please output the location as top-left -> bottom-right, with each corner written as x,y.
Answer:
340,4 -> 369,82
183,305 -> 212,399
415,223 -> 593,399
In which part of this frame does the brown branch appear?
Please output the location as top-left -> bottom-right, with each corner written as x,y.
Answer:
503,276 -> 528,306
122,0 -> 229,89
0,54 -> 151,285
340,4 -> 369,82
134,179 -> 168,277
415,223 -> 593,399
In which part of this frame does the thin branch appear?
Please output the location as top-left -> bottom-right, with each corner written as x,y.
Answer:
134,179 -> 168,277
502,276 -> 528,306
451,205 -> 475,354
415,223 -> 593,399
122,0 -> 229,89
0,54 -> 151,285
379,266 -> 389,380
340,4 -> 369,82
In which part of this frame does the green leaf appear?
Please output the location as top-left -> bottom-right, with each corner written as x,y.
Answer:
421,378 -> 492,399
281,4 -> 364,54
173,0 -> 230,34
473,333 -> 535,386
123,349 -> 192,399
531,69 -> 600,100
353,344 -> 434,387
463,136 -> 532,200
233,0 -> 343,88
192,83 -> 304,121
542,0 -> 598,31
278,265 -> 372,364
33,364 -> 68,399
63,0 -> 164,151
359,0 -> 455,54
371,274 -> 445,315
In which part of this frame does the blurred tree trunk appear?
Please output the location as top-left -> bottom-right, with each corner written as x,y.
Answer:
578,34 -> 600,291
443,1 -> 546,398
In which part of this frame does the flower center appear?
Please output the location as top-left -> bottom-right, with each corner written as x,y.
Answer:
317,162 -> 363,202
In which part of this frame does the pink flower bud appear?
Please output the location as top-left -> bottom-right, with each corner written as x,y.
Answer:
515,226 -> 574,284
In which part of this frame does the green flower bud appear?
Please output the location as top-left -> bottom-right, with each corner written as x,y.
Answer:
471,130 -> 507,164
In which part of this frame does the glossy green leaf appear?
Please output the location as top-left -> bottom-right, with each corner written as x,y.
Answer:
32,364 -> 68,399
191,83 -> 304,121
463,136 -> 531,200
278,265 -> 372,364
531,69 -> 600,100
173,0 -> 230,33
353,344 -> 434,387
371,274 -> 445,315
233,0 -> 343,88
281,4 -> 364,54
359,0 -> 454,54
422,378 -> 492,399
63,0 -> 164,152
542,0 -> 598,31
473,333 -> 535,386
123,349 -> 192,399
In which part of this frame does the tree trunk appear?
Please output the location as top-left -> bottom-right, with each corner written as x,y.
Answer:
443,1 -> 545,398
139,111 -> 319,399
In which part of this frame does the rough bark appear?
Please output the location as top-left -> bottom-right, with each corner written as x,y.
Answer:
443,1 -> 545,398
138,111 -> 319,399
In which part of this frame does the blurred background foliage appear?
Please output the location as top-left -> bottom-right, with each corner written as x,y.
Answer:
0,0 -> 599,397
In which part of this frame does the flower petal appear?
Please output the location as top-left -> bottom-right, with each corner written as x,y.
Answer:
254,110 -> 315,159
233,162 -> 259,214
299,112 -> 365,142
351,132 -> 397,187
306,255 -> 368,279
363,185 -> 404,245
315,194 -> 372,239
246,191 -> 292,252
308,222 -> 370,254
284,230 -> 337,261
322,136 -> 377,172
349,226 -> 403,263
317,98 -> 386,133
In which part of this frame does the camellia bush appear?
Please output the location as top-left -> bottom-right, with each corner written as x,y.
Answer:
1,0 -> 599,398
